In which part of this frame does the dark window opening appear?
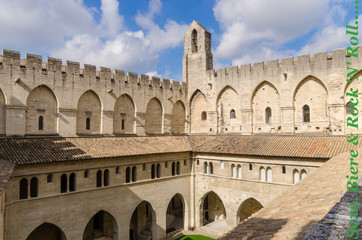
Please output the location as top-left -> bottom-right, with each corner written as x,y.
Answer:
86,117 -> 91,130
156,164 -> 161,178
192,29 -> 198,53
30,177 -> 38,198
249,163 -> 253,171
265,107 -> 272,124
20,178 -> 28,199
60,174 -> 67,193
96,170 -> 102,188
282,165 -> 286,174
38,116 -> 44,130
93,211 -> 103,231
84,170 -> 89,178
176,161 -> 181,175
230,109 -> 236,118
132,166 -> 137,182
151,164 -> 156,179
47,174 -> 53,183
126,167 -> 131,183
201,111 -> 207,120
172,162 -> 176,176
303,105 -> 310,122
104,169 -> 110,186
209,162 -> 213,175
115,167 -> 119,174
121,119 -> 125,130
69,173 -> 76,192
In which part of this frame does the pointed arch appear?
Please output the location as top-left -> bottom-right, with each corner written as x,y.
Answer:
76,90 -> 102,134
251,81 -> 280,133
26,85 -> 58,135
26,222 -> 67,240
190,89 -> 208,133
114,94 -> 135,134
82,210 -> 118,240
293,76 -> 328,132
200,191 -> 226,226
237,198 -> 263,223
171,100 -> 186,134
166,193 -> 186,233
130,201 -> 156,240
145,97 -> 163,134
216,86 -> 240,133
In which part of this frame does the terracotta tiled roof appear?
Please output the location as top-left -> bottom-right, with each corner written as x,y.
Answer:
190,135 -> 361,158
0,136 -> 192,165
219,148 -> 362,240
0,159 -> 15,194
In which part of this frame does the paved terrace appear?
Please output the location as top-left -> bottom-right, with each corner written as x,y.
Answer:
219,148 -> 362,240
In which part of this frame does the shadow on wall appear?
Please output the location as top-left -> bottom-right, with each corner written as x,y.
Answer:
303,177 -> 362,240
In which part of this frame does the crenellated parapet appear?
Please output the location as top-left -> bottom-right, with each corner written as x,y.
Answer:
0,49 -> 187,137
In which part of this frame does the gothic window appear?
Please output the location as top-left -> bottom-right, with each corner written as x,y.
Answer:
209,162 -> 213,174
201,111 -> 207,120
60,174 -> 67,193
204,162 -> 208,174
293,169 -> 300,184
249,163 -> 253,171
266,167 -> 272,182
230,109 -> 236,118
30,177 -> 38,198
84,170 -> 89,178
132,166 -> 137,182
301,169 -> 307,180
231,164 -> 236,178
157,164 -> 161,178
172,162 -> 176,176
176,161 -> 181,175
47,174 -> 53,183
265,107 -> 272,124
69,173 -> 76,192
104,169 -> 110,186
151,164 -> 156,179
86,117 -> 91,130
303,105 -> 310,122
260,167 -> 266,181
192,29 -> 198,53
126,167 -> 130,183
237,165 -> 242,179
38,116 -> 44,130
96,170 -> 102,187
19,178 -> 28,199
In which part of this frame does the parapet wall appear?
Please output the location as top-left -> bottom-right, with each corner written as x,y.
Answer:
0,49 -> 187,137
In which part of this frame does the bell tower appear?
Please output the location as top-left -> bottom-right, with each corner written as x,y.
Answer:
182,21 -> 213,100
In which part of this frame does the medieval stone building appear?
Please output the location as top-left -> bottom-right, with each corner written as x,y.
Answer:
0,21 -> 360,240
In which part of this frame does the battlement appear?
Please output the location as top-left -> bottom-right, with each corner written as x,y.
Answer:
0,49 -> 185,92
208,47 -> 351,78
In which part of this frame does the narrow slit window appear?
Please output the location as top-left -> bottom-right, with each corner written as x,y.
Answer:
38,116 -> 44,130
121,119 -> 125,130
19,178 -> 28,199
265,107 -> 272,124
303,105 -> 310,122
86,117 -> 91,130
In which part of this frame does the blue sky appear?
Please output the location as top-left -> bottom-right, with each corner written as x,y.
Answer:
0,0 -> 357,81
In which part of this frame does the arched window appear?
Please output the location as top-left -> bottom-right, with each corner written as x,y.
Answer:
231,164 -> 236,178
197,159 -> 200,165
293,169 -> 300,184
104,169 -> 109,186
157,164 -> 161,178
249,163 -> 253,171
96,170 -> 102,187
47,174 -> 53,183
38,116 -> 44,130
303,105 -> 310,122
84,170 -> 89,178
209,162 -> 213,174
172,162 -> 176,176
176,161 -> 181,175
132,166 -> 137,182
260,167 -> 266,181
30,177 -> 38,198
126,167 -> 131,183
301,169 -> 307,180
204,162 -> 208,174
151,164 -> 156,179
86,117 -> 91,130
230,109 -> 236,118
266,167 -> 272,182
121,119 -> 125,130
19,178 -> 28,199
192,29 -> 198,53
265,107 -> 272,124
282,165 -> 286,174
201,111 -> 207,120
346,102 -> 352,114
237,165 -> 242,179
69,173 -> 76,192
115,167 -> 119,174
60,174 -> 67,193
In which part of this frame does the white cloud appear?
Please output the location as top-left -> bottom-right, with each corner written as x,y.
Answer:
0,0 -> 187,79
213,0 -> 350,65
